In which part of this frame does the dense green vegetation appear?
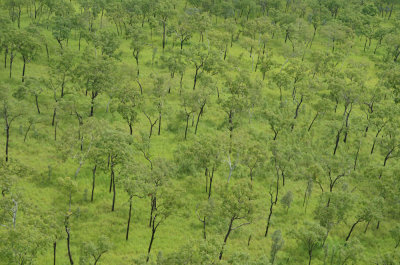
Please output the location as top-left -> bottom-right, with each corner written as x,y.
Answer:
1,0 -> 400,264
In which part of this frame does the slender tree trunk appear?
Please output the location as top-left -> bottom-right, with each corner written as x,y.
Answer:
219,217 -> 234,260
265,195 -> 274,237
4,47 -> 7,68
46,44 -> 49,61
52,108 -> 56,126
363,37 -> 368,52
184,113 -> 190,140
135,55 -> 140,77
126,199 -> 132,240
109,165 -> 114,193
388,3 -> 394,19
78,33 -> 82,51
308,112 -> 319,131
371,127 -> 383,154
53,241 -> 57,265
354,143 -> 361,170
228,110 -> 234,149
9,52 -> 14,78
111,171 -> 116,211
294,95 -> 303,119
274,164 -> 280,204
149,122 -> 153,138
310,26 -> 317,48
346,219 -> 361,241
208,168 -> 214,199
54,121 -> 57,141
24,123 -> 32,142
162,21 -> 166,50
195,102 -> 205,134
205,168 -> 208,193
5,125 -> 9,162
65,226 -> 73,265
343,104 -> 352,143
202,216 -> 206,239
272,127 -> 278,140
22,57 -> 26,82
90,92 -> 96,117
91,165 -> 96,202
61,77 -> 65,98
333,128 -> 342,155
322,228 -> 330,247
94,257 -> 101,265
35,95 -> 40,114
383,148 -> 394,167
193,67 -> 199,90
127,122 -> 132,135
17,8 -> 21,28
224,44 -> 228,60
308,249 -> 313,265
145,115 -> 158,139
146,216 -> 157,262
158,113 -> 161,135
149,196 -> 156,227
364,220 -> 370,233
374,37 -> 383,54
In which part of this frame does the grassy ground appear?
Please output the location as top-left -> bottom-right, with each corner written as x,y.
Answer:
1,3 -> 399,265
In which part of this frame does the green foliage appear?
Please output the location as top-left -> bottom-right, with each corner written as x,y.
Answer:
1,0 -> 400,264
79,236 -> 111,265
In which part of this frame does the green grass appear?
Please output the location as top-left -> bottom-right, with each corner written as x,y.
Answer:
1,2 -> 400,265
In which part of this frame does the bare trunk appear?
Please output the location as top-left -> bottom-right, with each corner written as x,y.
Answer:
346,219 -> 361,241
333,128 -> 342,155
5,125 -> 9,162
294,95 -> 303,119
109,162 -> 114,192
65,226 -> 73,265
146,216 -> 157,262
202,217 -> 206,239
219,217 -> 234,260
52,108 -> 56,126
22,57 -> 26,82
129,123 -> 133,135
4,47 -> 7,68
35,95 -> 40,114
54,121 -> 57,141
195,102 -> 205,134
265,194 -> 274,237
158,113 -> 161,135
193,67 -> 199,90
53,241 -> 57,265
9,52 -> 14,78
126,199 -> 132,240
308,112 -> 318,131
24,123 -> 32,142
184,113 -> 190,140
111,171 -> 116,211
91,165 -> 96,202
208,168 -> 214,199
162,21 -> 166,50
371,127 -> 383,154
